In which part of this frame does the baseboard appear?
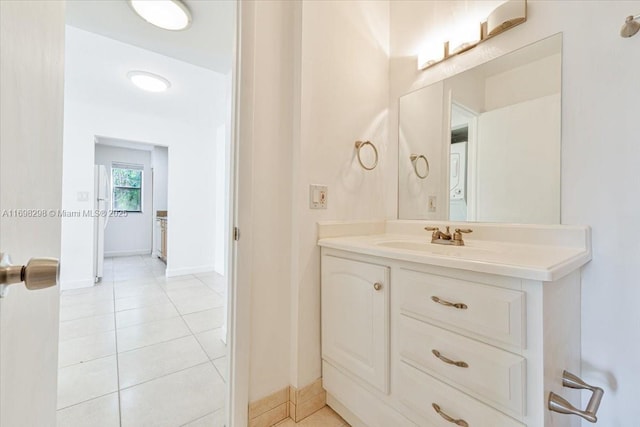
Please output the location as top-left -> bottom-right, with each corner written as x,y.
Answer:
60,278 -> 95,291
248,387 -> 289,427
166,264 -> 216,278
248,378 -> 326,427
289,378 -> 326,422
105,249 -> 151,257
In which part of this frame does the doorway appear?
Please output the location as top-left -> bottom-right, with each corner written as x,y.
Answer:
57,2 -> 236,426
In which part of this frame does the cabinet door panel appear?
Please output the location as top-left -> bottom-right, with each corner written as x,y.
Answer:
321,255 -> 389,393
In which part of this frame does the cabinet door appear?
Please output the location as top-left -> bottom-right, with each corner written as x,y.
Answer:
321,255 -> 389,393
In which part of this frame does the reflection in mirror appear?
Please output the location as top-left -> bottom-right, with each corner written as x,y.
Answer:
399,33 -> 562,224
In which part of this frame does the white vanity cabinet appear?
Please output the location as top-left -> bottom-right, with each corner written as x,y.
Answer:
320,248 -> 584,427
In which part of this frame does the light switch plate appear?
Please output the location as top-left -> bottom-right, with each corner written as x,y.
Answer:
428,195 -> 437,212
309,184 -> 328,209
77,191 -> 89,202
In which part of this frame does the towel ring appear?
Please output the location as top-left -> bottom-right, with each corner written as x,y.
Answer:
355,140 -> 378,171
410,154 -> 429,179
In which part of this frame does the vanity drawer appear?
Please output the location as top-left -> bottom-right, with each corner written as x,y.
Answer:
397,268 -> 525,347
398,315 -> 525,416
397,361 -> 525,427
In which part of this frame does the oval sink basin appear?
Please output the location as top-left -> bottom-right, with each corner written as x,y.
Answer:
376,240 -> 493,257
378,241 -> 435,251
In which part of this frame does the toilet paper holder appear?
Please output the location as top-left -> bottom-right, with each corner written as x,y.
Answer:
548,370 -> 604,423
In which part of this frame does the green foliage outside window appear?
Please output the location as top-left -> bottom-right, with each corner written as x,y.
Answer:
112,167 -> 142,212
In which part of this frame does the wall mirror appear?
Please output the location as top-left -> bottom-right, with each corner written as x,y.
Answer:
398,33 -> 562,224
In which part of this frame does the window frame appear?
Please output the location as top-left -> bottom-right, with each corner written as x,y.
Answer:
111,163 -> 144,213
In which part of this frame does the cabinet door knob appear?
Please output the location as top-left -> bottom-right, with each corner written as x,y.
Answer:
373,282 -> 383,291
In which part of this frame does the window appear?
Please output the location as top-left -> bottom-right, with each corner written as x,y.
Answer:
112,164 -> 143,212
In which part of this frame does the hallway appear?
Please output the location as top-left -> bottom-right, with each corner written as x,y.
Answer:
56,255 -> 227,426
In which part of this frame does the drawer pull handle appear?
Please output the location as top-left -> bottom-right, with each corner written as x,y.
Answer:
432,349 -> 469,368
432,403 -> 469,427
373,282 -> 383,291
431,295 -> 468,310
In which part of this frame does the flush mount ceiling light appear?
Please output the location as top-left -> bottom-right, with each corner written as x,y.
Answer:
129,0 -> 192,31
620,14 -> 640,38
127,71 -> 171,93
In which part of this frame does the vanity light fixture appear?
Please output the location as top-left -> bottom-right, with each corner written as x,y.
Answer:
129,0 -> 192,31
417,42 -> 445,69
127,71 -> 171,93
620,14 -> 640,38
486,0 -> 527,38
417,0 -> 527,71
449,24 -> 482,55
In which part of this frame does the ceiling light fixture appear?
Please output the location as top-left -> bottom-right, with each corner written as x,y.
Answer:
129,0 -> 192,31
127,71 -> 171,93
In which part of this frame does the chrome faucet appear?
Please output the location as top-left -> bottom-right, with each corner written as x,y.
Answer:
425,226 -> 473,246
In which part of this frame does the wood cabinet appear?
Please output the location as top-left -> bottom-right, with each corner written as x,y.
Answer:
320,249 -> 583,427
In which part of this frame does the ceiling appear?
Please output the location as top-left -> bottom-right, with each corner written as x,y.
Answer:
66,0 -> 235,73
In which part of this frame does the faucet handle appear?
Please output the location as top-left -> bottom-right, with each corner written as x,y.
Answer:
452,228 -> 473,246
425,226 -> 440,232
455,228 -> 473,234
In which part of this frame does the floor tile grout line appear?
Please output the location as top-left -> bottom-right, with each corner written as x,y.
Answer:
56,389 -> 119,412
161,278 -> 215,363
211,357 -> 227,383
116,331 -> 195,355
118,360 -> 215,393
178,409 -> 221,427
110,264 -> 124,427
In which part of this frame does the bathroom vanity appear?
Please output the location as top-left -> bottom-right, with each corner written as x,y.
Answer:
318,220 -> 592,427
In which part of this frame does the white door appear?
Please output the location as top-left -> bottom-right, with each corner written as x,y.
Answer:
0,1 -> 65,426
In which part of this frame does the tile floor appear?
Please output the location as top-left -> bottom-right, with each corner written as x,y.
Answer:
57,255 -> 228,427
275,407 -> 350,427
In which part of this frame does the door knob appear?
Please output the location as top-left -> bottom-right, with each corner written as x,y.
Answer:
0,252 -> 59,296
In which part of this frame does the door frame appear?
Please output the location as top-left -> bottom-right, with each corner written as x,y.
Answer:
227,1 -> 250,426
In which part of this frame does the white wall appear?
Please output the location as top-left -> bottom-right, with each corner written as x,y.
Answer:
390,1 -> 640,424
214,126 -> 226,275
239,0 -> 391,400
61,27 -> 225,287
151,145 -> 168,258
152,146 -> 168,212
291,0 -> 390,390
0,1 -> 64,425
238,0 -> 295,401
95,144 -> 153,256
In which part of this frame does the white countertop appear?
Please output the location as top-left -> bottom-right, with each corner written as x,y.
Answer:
317,221 -> 592,282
